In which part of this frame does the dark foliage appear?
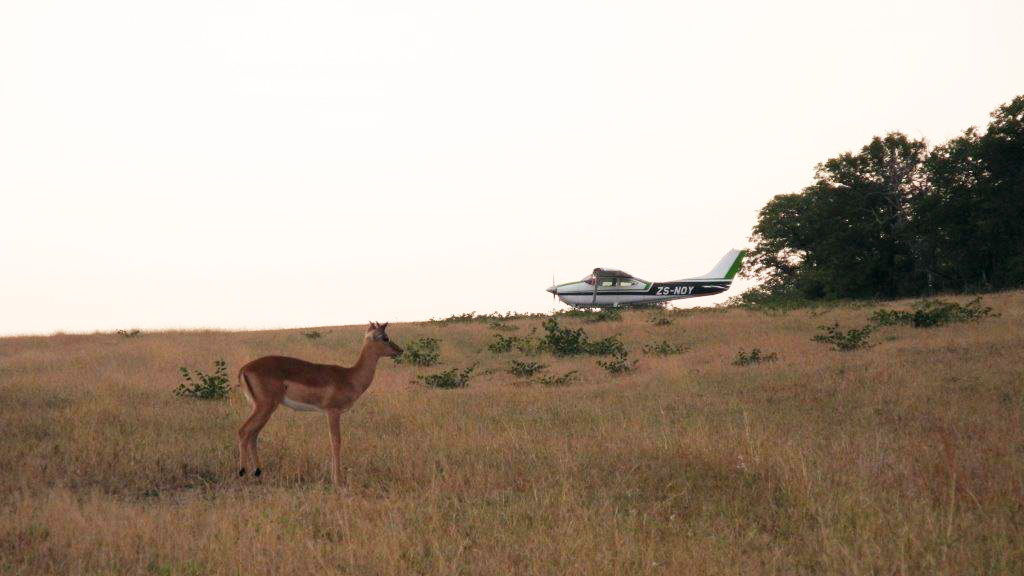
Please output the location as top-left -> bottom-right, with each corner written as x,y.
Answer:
507,360 -> 546,378
745,95 -> 1024,304
642,340 -> 687,356
538,318 -> 589,356
394,337 -> 441,366
597,350 -> 638,375
417,365 -> 475,389
732,348 -> 778,366
535,370 -> 579,387
812,323 -> 874,351
870,297 -> 995,328
487,332 -> 539,355
537,318 -> 626,357
585,335 -> 627,356
556,308 -> 622,322
175,360 -> 231,400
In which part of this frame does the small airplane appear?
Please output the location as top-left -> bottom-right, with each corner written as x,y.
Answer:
546,249 -> 746,308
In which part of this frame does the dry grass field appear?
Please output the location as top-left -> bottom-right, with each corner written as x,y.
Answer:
1,292 -> 1023,575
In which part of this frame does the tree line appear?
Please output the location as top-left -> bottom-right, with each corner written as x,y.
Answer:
742,95 -> 1024,305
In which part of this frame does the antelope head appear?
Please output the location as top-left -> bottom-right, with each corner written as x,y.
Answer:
366,321 -> 403,358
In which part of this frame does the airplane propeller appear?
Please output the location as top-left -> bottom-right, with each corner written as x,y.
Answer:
552,274 -> 556,306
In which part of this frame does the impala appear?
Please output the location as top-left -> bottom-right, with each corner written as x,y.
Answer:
236,321 -> 403,486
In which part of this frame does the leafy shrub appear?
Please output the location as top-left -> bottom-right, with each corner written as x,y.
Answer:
586,335 -> 627,356
302,330 -> 322,339
487,333 -> 538,355
538,318 -> 629,357
483,311 -> 548,322
431,310 -> 549,325
417,365 -> 475,389
507,360 -> 546,378
732,348 -> 778,366
558,308 -> 622,323
431,312 -> 477,324
869,308 -> 910,327
813,323 -> 873,351
488,318 -> 517,332
539,318 -> 590,357
175,359 -> 231,400
648,315 -> 672,326
642,340 -> 686,356
487,334 -> 516,353
597,350 -> 638,375
394,337 -> 440,366
536,370 -> 579,387
870,297 -> 995,328
116,329 -> 141,338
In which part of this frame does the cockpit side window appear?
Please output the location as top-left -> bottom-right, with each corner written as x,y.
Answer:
598,279 -> 616,288
583,274 -> 595,285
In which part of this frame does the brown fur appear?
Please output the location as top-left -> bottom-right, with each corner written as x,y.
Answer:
236,321 -> 402,485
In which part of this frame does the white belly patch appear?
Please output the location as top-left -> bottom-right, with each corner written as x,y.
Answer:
282,396 -> 322,412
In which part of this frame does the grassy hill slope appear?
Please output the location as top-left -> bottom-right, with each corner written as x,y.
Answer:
1,292 -> 1022,575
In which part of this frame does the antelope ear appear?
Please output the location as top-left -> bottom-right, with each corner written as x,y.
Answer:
368,322 -> 376,330
382,322 -> 389,330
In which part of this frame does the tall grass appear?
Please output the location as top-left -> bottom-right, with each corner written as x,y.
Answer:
0,293 -> 1022,574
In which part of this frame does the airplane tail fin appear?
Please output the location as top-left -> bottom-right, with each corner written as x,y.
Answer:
693,249 -> 746,280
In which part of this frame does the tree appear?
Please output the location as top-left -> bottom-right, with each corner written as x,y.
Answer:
746,133 -> 928,300
920,96 -> 1024,291
976,96 -> 1024,288
746,95 -> 1024,304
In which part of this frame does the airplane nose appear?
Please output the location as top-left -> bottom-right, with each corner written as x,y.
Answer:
546,285 -> 557,294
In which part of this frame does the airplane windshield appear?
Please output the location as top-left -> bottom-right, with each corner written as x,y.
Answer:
583,272 -> 643,286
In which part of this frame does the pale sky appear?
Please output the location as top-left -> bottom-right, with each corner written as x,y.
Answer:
2,0 -> 1022,335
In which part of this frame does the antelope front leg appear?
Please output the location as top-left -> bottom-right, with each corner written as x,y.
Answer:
327,410 -> 343,488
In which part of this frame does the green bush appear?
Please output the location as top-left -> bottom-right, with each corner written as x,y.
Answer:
586,335 -> 627,356
488,318 -> 518,332
539,318 -> 590,357
431,312 -> 478,324
116,329 -> 141,338
648,315 -> 672,326
394,337 -> 440,366
487,334 -> 517,354
870,297 -> 995,328
732,348 -> 778,366
642,340 -> 686,356
538,318 -> 630,358
487,333 -> 538,355
175,359 -> 231,400
869,308 -> 909,327
507,360 -> 546,378
535,370 -> 579,387
813,323 -> 873,351
597,350 -> 638,375
301,330 -> 322,339
417,365 -> 475,389
557,308 -> 622,323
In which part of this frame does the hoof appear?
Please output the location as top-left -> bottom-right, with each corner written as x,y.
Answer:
253,468 -> 262,478
238,467 -> 246,477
